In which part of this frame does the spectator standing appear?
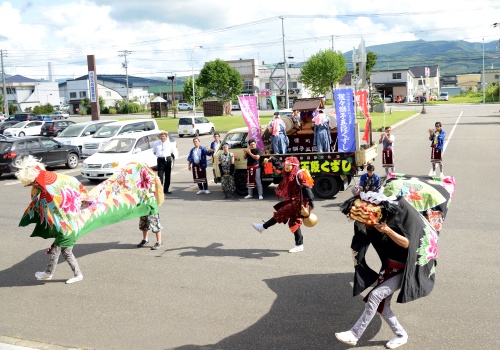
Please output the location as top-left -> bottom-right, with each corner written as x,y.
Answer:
218,143 -> 236,198
428,122 -> 446,178
137,213 -> 164,250
187,137 -> 211,195
152,131 -> 174,194
244,139 -> 264,200
312,109 -> 332,152
208,133 -> 222,162
379,126 -> 395,176
252,156 -> 315,253
268,112 -> 288,154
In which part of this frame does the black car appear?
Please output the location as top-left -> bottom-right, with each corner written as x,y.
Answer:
0,136 -> 80,177
0,121 -> 19,135
41,120 -> 76,137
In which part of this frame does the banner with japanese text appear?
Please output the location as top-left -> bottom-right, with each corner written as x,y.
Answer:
334,88 -> 356,152
238,95 -> 264,151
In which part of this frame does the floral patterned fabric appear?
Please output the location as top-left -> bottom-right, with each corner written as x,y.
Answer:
348,174 -> 456,304
19,163 -> 161,248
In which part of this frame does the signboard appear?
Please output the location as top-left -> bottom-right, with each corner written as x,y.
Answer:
261,153 -> 357,177
88,70 -> 97,103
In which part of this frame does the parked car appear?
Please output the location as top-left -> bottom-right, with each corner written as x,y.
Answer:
178,103 -> 193,111
177,116 -> 215,137
40,120 -> 76,137
3,121 -> 44,137
439,92 -> 449,101
7,112 -> 37,122
232,103 -> 240,110
81,119 -> 159,157
37,114 -> 52,121
0,112 -> 5,122
0,136 -> 80,176
50,111 -> 70,119
81,130 -> 178,181
54,120 -> 118,152
0,121 -> 19,135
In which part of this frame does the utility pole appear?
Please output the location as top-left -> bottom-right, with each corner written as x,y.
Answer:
1,49 -> 8,116
280,16 -> 289,109
118,50 -> 132,104
482,38 -> 485,104
168,75 -> 176,118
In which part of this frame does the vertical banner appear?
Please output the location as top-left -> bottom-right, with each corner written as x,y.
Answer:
354,89 -> 371,143
87,55 -> 100,120
334,88 -> 356,152
238,95 -> 264,151
271,94 -> 278,111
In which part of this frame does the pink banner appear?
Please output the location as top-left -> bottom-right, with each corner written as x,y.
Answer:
238,95 -> 264,151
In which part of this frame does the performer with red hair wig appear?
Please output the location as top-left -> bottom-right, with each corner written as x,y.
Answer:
252,156 -> 314,252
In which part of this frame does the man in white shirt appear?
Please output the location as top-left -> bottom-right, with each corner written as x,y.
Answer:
152,131 -> 174,194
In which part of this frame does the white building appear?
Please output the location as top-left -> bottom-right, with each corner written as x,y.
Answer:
0,75 -> 60,112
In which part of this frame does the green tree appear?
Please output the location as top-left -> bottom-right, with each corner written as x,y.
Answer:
99,95 -> 105,112
365,52 -> 377,83
0,94 -> 3,113
8,104 -> 17,115
197,59 -> 243,111
183,76 -> 203,106
298,50 -> 347,98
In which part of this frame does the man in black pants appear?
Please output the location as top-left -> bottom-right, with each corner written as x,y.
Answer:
152,131 -> 174,194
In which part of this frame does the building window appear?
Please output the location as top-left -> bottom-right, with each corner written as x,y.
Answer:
106,91 -> 111,97
495,74 -> 500,79
6,87 -> 16,94
265,83 -> 270,89
79,91 -> 87,98
243,81 -> 253,91
289,82 -> 298,88
392,73 -> 401,79
70,92 -> 77,98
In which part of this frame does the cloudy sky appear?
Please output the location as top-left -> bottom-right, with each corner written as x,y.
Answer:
1,0 -> 499,81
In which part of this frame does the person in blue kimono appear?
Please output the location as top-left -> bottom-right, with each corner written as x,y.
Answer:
268,112 -> 288,154
428,121 -> 446,177
312,110 -> 332,152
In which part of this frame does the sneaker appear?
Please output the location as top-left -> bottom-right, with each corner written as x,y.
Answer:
335,330 -> 358,346
258,195 -> 264,200
151,242 -> 164,250
196,190 -> 204,195
35,271 -> 53,280
252,223 -> 265,233
288,245 -> 304,253
204,190 -> 211,194
429,170 -> 436,176
244,195 -> 253,199
66,274 -> 83,284
386,334 -> 408,349
137,239 -> 149,247
439,173 -> 444,179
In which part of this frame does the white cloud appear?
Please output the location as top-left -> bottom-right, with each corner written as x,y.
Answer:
1,0 -> 499,80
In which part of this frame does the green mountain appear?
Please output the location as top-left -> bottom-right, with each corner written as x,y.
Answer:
345,39 -> 499,76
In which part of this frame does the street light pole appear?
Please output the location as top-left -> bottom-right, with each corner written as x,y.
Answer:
280,17 -> 289,109
191,46 -> 202,116
482,38 -> 485,104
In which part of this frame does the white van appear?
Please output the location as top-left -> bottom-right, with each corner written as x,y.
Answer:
81,119 -> 158,157
81,130 -> 178,181
54,120 -> 117,151
177,116 -> 215,138
439,92 -> 449,101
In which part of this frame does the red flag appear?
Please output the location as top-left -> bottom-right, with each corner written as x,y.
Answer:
362,116 -> 371,142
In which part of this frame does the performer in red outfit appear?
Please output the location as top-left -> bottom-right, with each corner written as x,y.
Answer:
252,156 -> 314,253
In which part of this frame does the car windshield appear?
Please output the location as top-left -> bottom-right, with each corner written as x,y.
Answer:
178,118 -> 192,125
93,125 -> 121,138
98,138 -> 135,153
59,124 -> 86,137
222,132 -> 248,148
11,122 -> 28,128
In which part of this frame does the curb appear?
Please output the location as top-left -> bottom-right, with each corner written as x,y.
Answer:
0,336 -> 82,350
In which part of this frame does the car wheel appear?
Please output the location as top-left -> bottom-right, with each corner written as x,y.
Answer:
234,172 -> 248,196
209,127 -> 215,135
312,175 -> 340,199
179,134 -> 184,138
195,130 -> 199,137
19,132 -> 25,136
66,153 -> 79,169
